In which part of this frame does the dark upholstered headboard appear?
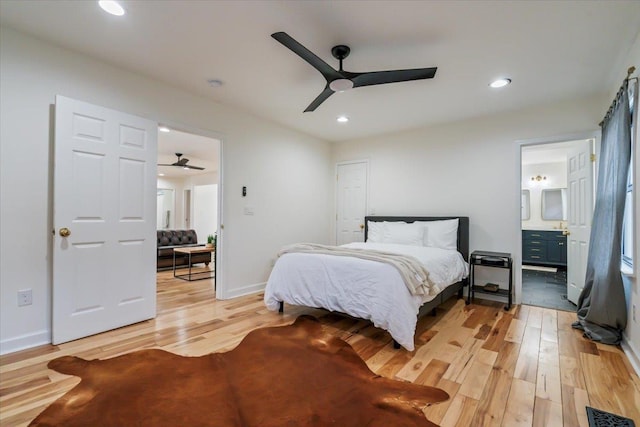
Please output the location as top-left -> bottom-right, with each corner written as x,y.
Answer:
364,216 -> 470,262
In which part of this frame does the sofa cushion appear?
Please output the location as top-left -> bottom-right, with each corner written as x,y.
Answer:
157,230 -> 199,247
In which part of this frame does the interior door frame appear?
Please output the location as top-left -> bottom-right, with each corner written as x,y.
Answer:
515,130 -> 600,305
335,159 -> 370,245
156,120 -> 225,298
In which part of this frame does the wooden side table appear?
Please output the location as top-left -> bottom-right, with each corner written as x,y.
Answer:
173,246 -> 215,281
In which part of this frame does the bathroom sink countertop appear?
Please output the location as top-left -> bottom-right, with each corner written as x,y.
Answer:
522,226 -> 564,231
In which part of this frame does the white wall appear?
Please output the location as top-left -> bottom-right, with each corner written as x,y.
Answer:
157,173 -> 219,231
332,95 -> 605,252
331,96 -> 606,309
0,27 -> 332,353
193,184 -> 218,243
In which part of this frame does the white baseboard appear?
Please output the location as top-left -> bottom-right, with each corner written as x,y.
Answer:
218,281 -> 266,300
622,333 -> 640,377
0,329 -> 50,355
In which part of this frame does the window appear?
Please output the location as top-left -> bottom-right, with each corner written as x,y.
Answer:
622,164 -> 633,269
622,79 -> 637,273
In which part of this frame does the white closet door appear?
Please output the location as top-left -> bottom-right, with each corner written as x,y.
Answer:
336,161 -> 368,245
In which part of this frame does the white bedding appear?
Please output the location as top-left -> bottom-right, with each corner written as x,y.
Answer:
264,242 -> 468,351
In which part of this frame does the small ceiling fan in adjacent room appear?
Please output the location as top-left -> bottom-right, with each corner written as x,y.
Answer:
158,153 -> 205,170
271,31 -> 438,112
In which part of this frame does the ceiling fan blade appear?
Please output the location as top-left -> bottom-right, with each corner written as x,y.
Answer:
351,67 -> 437,88
272,32 -> 342,82
157,164 -> 174,167
304,86 -> 335,112
184,165 -> 205,170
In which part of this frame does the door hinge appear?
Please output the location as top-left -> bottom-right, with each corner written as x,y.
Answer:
590,153 -> 596,162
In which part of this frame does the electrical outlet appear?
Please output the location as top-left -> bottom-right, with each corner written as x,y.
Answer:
18,289 -> 32,306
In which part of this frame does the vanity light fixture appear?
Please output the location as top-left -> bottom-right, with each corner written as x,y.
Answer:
489,78 -> 511,88
159,126 -> 171,133
531,175 -> 547,182
98,0 -> 125,16
336,115 -> 349,123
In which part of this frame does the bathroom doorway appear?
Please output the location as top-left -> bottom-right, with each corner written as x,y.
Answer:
520,136 -> 596,311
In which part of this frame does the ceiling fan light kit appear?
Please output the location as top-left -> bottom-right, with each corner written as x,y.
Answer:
329,79 -> 354,92
272,32 -> 437,112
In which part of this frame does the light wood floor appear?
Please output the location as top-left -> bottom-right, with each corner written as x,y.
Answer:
1,269 -> 639,426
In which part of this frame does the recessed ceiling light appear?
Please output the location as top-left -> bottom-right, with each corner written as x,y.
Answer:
158,126 -> 171,133
489,78 -> 512,88
337,115 -> 349,123
207,79 -> 224,88
158,173 -> 165,177
98,0 -> 125,16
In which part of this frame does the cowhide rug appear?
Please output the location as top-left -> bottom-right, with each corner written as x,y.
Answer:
30,315 -> 448,426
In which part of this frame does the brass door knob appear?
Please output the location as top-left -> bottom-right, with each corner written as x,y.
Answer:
360,224 -> 364,230
562,229 -> 570,236
59,227 -> 71,237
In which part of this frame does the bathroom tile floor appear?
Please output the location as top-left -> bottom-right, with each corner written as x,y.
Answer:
521,266 -> 576,312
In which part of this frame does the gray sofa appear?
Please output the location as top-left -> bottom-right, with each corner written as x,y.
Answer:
157,229 -> 211,269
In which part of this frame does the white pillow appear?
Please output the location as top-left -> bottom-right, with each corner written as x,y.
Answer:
366,221 -> 386,243
418,219 -> 459,250
381,222 -> 424,246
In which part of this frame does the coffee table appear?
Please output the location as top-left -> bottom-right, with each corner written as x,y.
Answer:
173,246 -> 215,281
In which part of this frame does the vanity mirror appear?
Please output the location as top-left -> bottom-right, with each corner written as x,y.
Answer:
541,188 -> 567,221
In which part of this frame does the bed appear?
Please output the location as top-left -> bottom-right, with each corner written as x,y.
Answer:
264,216 -> 469,350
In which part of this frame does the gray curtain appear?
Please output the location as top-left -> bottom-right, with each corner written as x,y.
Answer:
572,80 -> 631,345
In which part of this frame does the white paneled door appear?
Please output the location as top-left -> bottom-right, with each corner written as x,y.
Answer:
566,139 -> 593,305
336,161 -> 368,245
53,96 -> 157,344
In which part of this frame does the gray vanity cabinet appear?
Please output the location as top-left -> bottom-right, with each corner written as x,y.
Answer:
522,230 -> 567,267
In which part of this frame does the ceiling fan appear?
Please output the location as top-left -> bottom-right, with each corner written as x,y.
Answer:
272,32 -> 437,112
158,153 -> 204,170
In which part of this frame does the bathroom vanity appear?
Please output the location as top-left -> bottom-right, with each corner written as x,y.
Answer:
522,229 -> 567,267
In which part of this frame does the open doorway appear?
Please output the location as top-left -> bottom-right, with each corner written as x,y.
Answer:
157,128 -> 221,309
520,137 -> 595,312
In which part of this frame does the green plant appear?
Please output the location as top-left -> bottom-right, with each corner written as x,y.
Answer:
207,234 -> 215,244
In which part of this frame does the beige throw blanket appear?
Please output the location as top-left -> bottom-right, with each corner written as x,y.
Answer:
278,243 -> 437,296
